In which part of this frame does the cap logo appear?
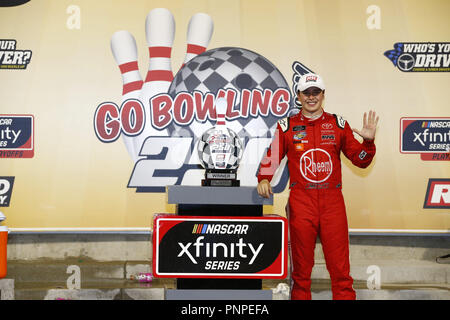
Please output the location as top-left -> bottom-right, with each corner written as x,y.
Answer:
305,75 -> 318,82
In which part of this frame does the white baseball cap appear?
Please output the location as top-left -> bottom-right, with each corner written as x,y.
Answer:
297,73 -> 325,92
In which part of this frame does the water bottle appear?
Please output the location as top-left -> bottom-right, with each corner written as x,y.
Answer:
130,272 -> 153,283
0,211 -> 8,279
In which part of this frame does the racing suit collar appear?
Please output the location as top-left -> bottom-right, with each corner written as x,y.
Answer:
300,108 -> 324,122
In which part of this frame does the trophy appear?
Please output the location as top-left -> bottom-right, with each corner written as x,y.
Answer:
197,98 -> 244,187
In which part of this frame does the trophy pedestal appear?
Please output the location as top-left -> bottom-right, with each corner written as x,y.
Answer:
201,169 -> 240,187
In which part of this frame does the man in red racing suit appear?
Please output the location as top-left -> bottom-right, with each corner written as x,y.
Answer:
257,73 -> 378,300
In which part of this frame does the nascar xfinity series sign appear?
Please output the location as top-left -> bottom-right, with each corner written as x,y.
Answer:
400,118 -> 450,153
0,115 -> 34,158
153,215 -> 287,279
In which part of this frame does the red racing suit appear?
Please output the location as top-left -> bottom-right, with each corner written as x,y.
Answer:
257,111 -> 376,300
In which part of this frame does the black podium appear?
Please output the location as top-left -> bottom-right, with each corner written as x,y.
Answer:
167,185 -> 273,291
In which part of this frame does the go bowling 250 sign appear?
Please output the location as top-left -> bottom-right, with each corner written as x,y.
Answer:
93,8 -> 299,192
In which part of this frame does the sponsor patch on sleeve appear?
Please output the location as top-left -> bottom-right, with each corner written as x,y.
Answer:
278,117 -> 289,132
358,150 -> 367,160
334,114 -> 346,130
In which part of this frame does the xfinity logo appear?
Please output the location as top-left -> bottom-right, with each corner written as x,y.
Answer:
0,122 -> 21,144
413,129 -> 450,146
401,118 -> 450,154
0,115 -> 34,158
177,236 -> 264,265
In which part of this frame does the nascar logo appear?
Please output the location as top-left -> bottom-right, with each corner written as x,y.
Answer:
192,223 -> 249,235
421,121 -> 450,128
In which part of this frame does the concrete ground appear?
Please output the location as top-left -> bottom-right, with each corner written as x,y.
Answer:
1,232 -> 448,300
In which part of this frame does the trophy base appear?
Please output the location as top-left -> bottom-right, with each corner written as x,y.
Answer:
201,179 -> 240,187
202,169 -> 240,187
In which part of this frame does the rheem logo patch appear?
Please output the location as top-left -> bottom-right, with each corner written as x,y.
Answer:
424,179 -> 450,209
299,148 -> 333,183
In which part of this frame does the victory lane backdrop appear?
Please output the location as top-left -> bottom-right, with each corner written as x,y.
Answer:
0,0 -> 449,233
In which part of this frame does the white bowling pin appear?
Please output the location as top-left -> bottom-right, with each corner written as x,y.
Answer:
133,8 -> 175,158
181,13 -> 214,68
110,30 -> 143,162
212,97 -> 232,168
215,97 -> 227,127
171,12 -> 215,137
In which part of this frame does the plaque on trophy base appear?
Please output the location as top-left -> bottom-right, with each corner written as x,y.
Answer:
201,169 -> 240,187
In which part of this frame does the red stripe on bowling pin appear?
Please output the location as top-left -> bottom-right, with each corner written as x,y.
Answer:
118,61 -> 143,95
217,114 -> 226,126
122,81 -> 143,95
132,8 -> 175,156
187,44 -> 206,55
215,98 -> 227,126
111,31 -> 144,96
145,70 -> 173,82
146,46 -> 174,82
149,46 -> 172,58
143,9 -> 175,85
119,61 -> 139,73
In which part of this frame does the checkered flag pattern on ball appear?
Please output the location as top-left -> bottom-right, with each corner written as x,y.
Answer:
167,47 -> 294,144
197,127 -> 244,169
